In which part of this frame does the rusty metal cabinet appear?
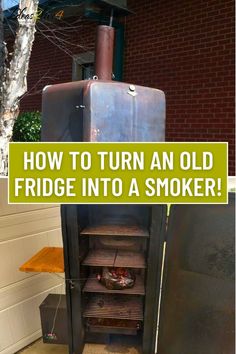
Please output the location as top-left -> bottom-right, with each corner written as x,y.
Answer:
42,80 -> 234,354
42,79 -> 166,354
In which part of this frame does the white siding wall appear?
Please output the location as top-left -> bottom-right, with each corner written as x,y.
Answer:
0,179 -> 64,354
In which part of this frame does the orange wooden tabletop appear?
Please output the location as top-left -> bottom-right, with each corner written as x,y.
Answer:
19,247 -> 64,273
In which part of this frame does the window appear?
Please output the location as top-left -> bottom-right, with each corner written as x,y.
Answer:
72,52 -> 95,81
82,63 -> 95,80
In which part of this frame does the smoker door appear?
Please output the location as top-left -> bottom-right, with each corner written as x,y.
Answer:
157,194 -> 235,354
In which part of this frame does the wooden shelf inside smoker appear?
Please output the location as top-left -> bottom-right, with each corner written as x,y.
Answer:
83,294 -> 143,321
80,224 -> 149,237
83,274 -> 145,295
82,249 -> 146,268
85,318 -> 142,336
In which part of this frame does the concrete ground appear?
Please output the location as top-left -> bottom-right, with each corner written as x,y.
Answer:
17,338 -> 141,354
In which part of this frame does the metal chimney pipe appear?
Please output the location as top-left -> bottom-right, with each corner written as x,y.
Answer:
95,25 -> 115,81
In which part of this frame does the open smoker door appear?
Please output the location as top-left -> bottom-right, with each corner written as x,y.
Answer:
157,194 -> 235,354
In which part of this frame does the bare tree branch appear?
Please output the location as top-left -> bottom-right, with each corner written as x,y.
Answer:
36,17 -> 93,60
21,68 -> 62,98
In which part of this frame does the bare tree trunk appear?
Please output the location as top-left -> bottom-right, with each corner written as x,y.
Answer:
0,0 -> 39,176
0,0 -> 4,83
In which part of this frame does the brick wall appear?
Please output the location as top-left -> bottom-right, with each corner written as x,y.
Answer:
20,20 -> 96,111
20,0 -> 235,174
124,0 -> 235,174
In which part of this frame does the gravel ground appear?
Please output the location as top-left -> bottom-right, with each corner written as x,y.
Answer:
17,338 -> 141,354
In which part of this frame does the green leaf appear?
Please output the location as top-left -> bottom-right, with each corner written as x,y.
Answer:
13,111 -> 42,142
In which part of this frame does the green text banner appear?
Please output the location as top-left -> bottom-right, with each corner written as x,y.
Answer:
8,142 -> 228,204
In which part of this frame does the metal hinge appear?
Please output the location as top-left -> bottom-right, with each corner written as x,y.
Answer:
69,280 -> 75,289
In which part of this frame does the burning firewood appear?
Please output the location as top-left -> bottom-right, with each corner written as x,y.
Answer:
97,267 -> 135,290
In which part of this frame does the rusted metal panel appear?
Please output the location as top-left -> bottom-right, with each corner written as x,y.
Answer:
83,81 -> 165,142
42,81 -> 85,142
158,195 -> 235,354
41,80 -> 165,143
